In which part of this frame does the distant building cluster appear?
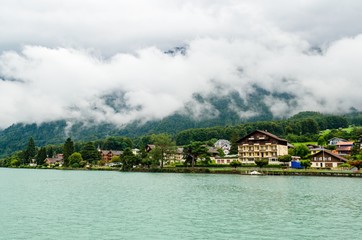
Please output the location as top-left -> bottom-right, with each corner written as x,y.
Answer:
31,129 -> 361,170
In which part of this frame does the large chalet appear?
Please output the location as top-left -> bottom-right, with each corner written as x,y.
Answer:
237,130 -> 288,164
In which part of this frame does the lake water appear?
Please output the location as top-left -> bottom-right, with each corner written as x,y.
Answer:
0,168 -> 361,240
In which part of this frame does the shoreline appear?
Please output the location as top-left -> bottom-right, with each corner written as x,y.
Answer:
2,166 -> 362,177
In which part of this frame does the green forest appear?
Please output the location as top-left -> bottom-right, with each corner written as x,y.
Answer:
1,111 -> 362,159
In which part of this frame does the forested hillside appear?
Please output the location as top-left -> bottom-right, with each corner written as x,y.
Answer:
1,110 -> 362,157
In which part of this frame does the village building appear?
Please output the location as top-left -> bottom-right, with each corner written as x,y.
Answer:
310,149 -> 347,168
99,150 -> 122,162
214,139 -> 231,155
168,147 -> 184,164
215,155 -> 238,164
145,144 -> 156,153
45,154 -> 64,167
336,141 -> 354,156
309,147 -> 325,155
328,137 -> 347,146
237,130 -> 288,164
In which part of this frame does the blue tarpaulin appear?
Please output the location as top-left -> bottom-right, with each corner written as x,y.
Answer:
291,161 -> 302,169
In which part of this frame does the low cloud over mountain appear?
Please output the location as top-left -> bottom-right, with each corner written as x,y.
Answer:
0,0 -> 362,129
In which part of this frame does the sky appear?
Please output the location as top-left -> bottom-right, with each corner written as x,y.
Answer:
1,0 -> 362,129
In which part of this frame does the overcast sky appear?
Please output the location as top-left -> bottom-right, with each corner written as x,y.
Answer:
1,0 -> 362,129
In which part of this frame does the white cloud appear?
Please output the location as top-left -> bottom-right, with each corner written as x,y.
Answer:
0,0 -> 362,128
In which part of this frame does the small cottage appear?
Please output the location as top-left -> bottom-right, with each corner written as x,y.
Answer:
310,149 -> 347,169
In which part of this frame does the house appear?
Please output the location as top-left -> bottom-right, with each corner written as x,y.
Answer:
214,139 -> 231,155
132,148 -> 140,155
99,150 -> 122,162
145,144 -> 156,153
215,155 -> 238,164
336,142 -> 354,156
45,157 -> 64,166
237,130 -> 288,164
328,137 -> 347,146
168,147 -> 184,164
208,147 -> 220,160
29,159 -> 37,167
306,144 -> 319,149
309,147 -> 325,155
310,149 -> 347,168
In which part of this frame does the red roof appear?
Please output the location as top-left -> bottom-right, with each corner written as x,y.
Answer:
336,142 -> 354,146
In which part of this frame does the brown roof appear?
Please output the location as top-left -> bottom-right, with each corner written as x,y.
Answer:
237,130 -> 287,143
311,149 -> 347,162
337,147 -> 352,152
45,158 -> 63,164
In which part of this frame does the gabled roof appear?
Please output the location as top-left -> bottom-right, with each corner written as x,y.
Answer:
328,137 -> 347,142
336,141 -> 354,146
310,149 -> 347,162
309,147 -> 325,151
237,130 -> 287,143
100,150 -> 122,155
337,146 -> 352,151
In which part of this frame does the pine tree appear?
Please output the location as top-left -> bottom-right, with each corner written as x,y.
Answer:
229,132 -> 239,155
81,142 -> 100,165
63,138 -> 74,167
24,137 -> 37,165
36,147 -> 47,165
47,146 -> 54,158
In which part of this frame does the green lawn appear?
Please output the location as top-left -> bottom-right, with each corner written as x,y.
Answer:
320,125 -> 358,136
291,142 -> 317,147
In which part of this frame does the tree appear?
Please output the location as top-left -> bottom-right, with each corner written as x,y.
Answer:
183,141 -> 210,167
36,147 -> 47,165
10,158 -> 20,167
141,158 -> 153,169
317,136 -> 327,146
278,154 -> 292,167
229,132 -> 239,155
254,159 -> 269,168
68,152 -> 83,168
23,137 -> 37,165
81,142 -> 100,165
348,160 -> 362,170
230,160 -> 241,169
47,146 -> 54,158
102,136 -> 133,150
63,138 -> 74,167
138,149 -> 154,169
293,145 -> 311,159
150,134 -> 176,168
111,156 -> 121,163
121,148 -> 139,171
300,160 -> 311,169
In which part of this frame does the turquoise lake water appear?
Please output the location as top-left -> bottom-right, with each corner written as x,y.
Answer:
0,168 -> 361,240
